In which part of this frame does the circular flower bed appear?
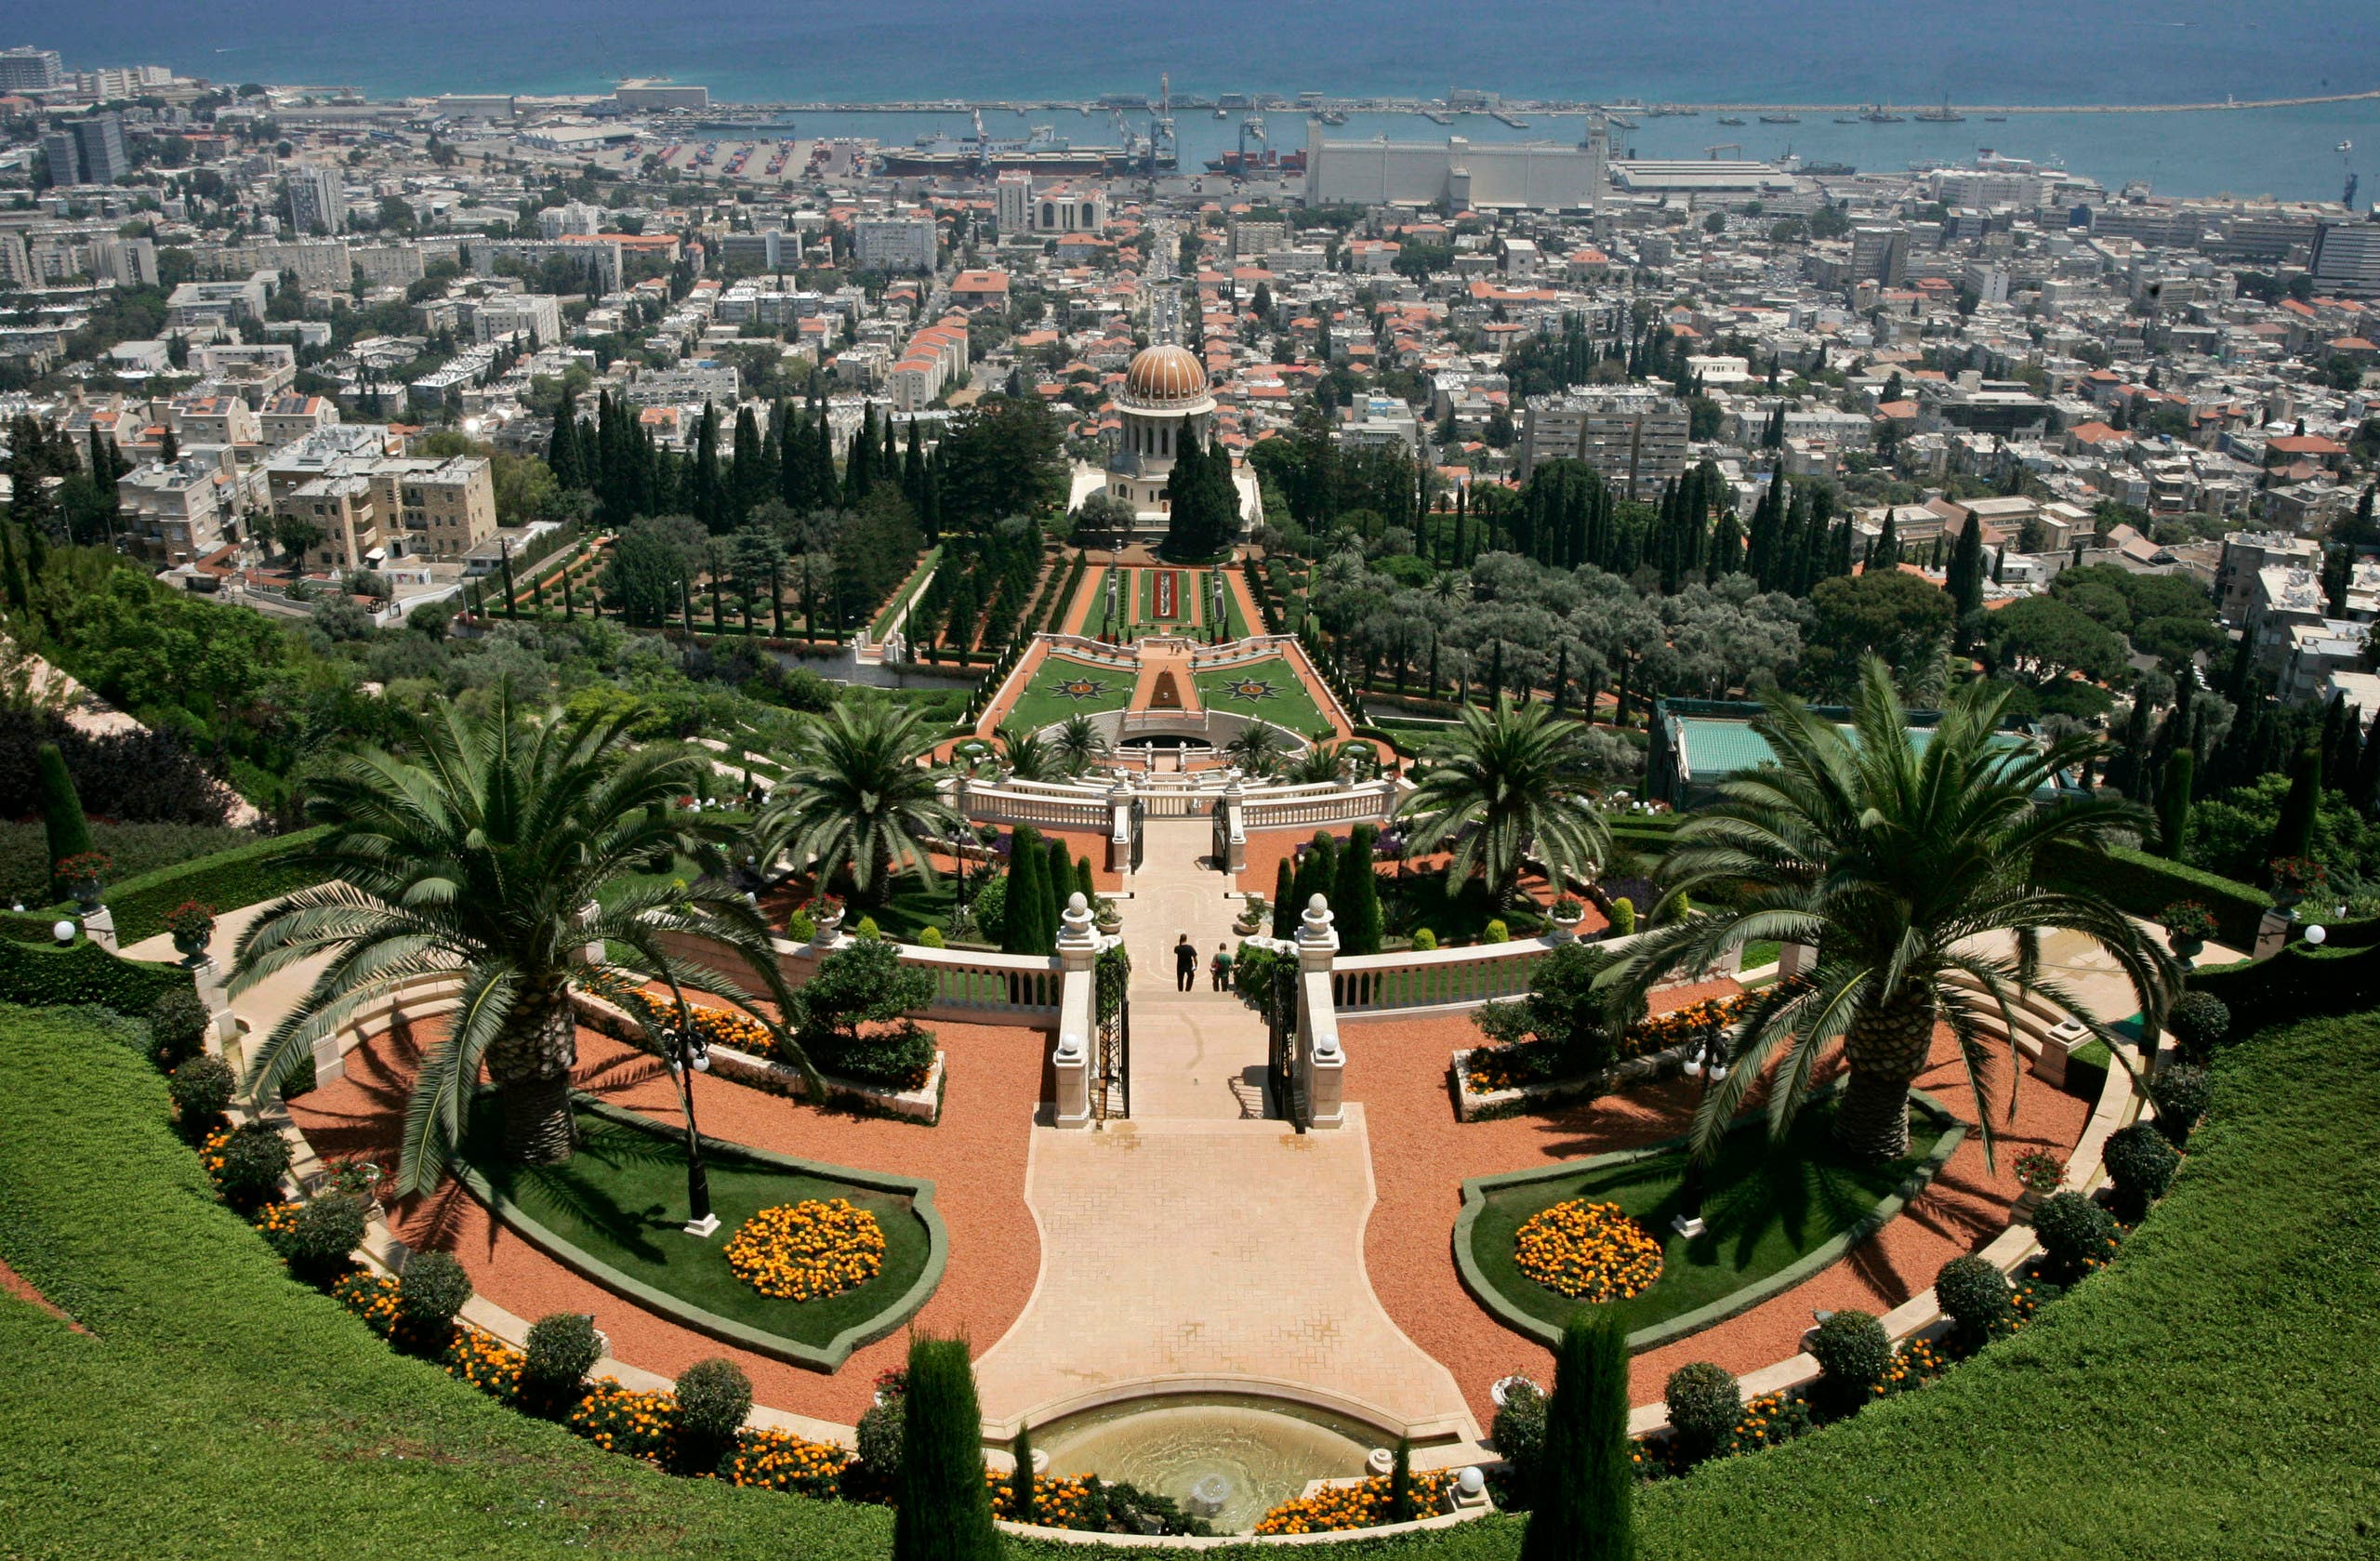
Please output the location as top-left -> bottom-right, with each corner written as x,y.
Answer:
1513,1199 -> 1664,1302
723,1199 -> 887,1302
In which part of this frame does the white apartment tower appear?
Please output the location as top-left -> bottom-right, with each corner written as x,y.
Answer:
288,165 -> 345,235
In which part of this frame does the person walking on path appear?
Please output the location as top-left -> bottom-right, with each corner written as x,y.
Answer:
1174,933 -> 1197,991
1210,942 -> 1234,992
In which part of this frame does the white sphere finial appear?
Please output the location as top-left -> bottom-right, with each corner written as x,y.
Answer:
1068,892 -> 1090,914
1307,893 -> 1328,913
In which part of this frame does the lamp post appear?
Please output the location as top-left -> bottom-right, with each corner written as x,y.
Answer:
1671,1019 -> 1730,1238
665,999 -> 718,1237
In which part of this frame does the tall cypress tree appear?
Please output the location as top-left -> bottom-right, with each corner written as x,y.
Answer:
731,403 -> 765,523
1334,824 -> 1383,956
1003,826 -> 1046,956
1947,514 -> 1986,642
692,401 -> 724,532
2156,748 -> 2194,860
892,1334 -> 1000,1561
36,742 -> 95,902
1520,1309 -> 1635,1561
2269,746 -> 2321,870
1042,836 -> 1073,948
1271,856 -> 1297,938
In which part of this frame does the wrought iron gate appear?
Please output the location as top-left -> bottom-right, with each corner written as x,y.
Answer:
1094,945 -> 1131,1120
1263,956 -> 1305,1131
1129,797 -> 1146,874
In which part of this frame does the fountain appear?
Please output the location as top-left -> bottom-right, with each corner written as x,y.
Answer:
1027,1391 -> 1382,1534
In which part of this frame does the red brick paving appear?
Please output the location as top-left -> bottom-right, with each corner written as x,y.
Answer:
1349,1010 -> 2088,1422
288,1014 -> 1051,1425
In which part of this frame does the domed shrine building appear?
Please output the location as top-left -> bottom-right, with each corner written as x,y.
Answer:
1071,342 -> 1263,536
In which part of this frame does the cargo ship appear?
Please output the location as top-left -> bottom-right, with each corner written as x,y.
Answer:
1204,146 -> 1306,177
878,116 -> 1117,174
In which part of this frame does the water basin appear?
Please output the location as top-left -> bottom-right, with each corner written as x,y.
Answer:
1030,1391 -> 1380,1533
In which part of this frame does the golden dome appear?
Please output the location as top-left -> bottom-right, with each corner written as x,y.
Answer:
1122,343 -> 1210,407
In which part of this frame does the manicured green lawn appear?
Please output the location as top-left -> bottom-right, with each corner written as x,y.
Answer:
460,1098 -> 932,1356
868,545 -> 942,636
1465,1100 -> 1948,1338
1193,655 -> 1329,737
1003,652 -> 1137,733
1219,571 -> 1253,640
0,1005 -> 885,1560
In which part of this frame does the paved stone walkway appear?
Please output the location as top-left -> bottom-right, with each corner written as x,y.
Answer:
972,1110 -> 1478,1443
972,815 -> 1481,1442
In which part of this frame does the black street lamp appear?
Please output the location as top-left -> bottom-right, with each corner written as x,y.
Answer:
664,998 -> 718,1237
1671,1021 -> 1731,1239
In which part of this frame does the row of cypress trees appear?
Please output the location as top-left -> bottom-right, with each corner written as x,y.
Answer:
1265,826 -> 1383,954
998,824 -> 1097,955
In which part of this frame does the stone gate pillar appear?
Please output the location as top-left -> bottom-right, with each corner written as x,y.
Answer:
1294,893 -> 1345,1130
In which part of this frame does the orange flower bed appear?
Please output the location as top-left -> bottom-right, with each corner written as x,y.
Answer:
1513,1199 -> 1664,1303
686,1004 -> 774,1053
570,1380 -> 680,1460
1253,1470 -> 1451,1535
723,1426 -> 850,1497
722,1198 -> 887,1302
985,1468 -> 1100,1528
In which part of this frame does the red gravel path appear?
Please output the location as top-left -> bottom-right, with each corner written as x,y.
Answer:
288,1015 -> 1052,1424
1350,1008 -> 2089,1422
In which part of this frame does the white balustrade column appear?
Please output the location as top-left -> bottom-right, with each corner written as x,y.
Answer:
1051,893 -> 1098,1128
1294,893 -> 1345,1129
1106,778 -> 1133,874
1220,774 -> 1247,873
1778,941 -> 1815,979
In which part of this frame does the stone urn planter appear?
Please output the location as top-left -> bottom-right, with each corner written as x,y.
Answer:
810,900 -> 845,949
165,899 -> 218,963
1547,898 -> 1585,945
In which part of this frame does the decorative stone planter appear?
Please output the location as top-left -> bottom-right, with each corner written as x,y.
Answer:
68,878 -> 101,911
173,929 -> 213,961
1547,906 -> 1584,945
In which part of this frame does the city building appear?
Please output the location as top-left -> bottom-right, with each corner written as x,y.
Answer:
1517,387 -> 1691,497
853,218 -> 937,274
0,46 -> 63,91
63,112 -> 128,185
613,80 -> 709,112
2311,217 -> 2380,299
471,293 -> 562,348
1305,122 -> 1607,211
285,165 -> 345,234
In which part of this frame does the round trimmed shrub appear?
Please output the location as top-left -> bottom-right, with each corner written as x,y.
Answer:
1489,1378 -> 1545,1497
148,986 -> 210,1069
211,1121 -> 292,1204
854,1396 -> 905,1479
2167,992 -> 2229,1061
1809,1309 -> 1891,1401
2102,1120 -> 2181,1219
523,1311 -> 604,1392
1934,1254 -> 2012,1342
396,1250 -> 473,1332
1663,1361 -> 1742,1461
2150,1064 -> 2212,1146
675,1356 -> 753,1443
1410,927 -> 1437,951
274,1192 -> 366,1279
1607,897 -> 1637,936
168,1054 -> 235,1125
1483,918 -> 1510,944
2032,1190 -> 2116,1280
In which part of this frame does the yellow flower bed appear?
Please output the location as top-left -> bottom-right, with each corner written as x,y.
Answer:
252,1200 -> 302,1239
1513,1198 -> 1664,1303
1254,1470 -> 1451,1535
723,1198 -> 886,1302
686,1004 -> 774,1053
985,1469 -> 1099,1528
724,1426 -> 850,1497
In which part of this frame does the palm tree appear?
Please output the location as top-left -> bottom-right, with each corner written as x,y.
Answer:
756,701 -> 962,907
993,719 -> 1057,782
1050,713 -> 1110,776
1612,659 -> 2176,1163
1290,741 -> 1349,786
231,694 -> 800,1195
1225,720 -> 1291,778
1397,696 -> 1611,903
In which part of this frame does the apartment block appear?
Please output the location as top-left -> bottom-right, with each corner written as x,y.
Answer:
853,218 -> 936,274
1517,387 -> 1691,497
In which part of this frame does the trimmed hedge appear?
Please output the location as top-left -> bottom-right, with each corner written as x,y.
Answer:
0,934 -> 194,1012
99,825 -> 337,945
2188,937 -> 2380,1026
2037,839 -> 2270,948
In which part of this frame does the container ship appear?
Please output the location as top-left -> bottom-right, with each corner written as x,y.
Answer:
1204,147 -> 1307,177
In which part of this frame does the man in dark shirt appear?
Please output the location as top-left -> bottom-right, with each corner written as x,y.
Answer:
1173,933 -> 1197,991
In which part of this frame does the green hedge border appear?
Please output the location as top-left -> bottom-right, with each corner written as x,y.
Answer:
452,1092 -> 946,1372
1452,1087 -> 1965,1353
2037,840 -> 2269,949
0,934 -> 195,1012
97,826 -> 337,946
